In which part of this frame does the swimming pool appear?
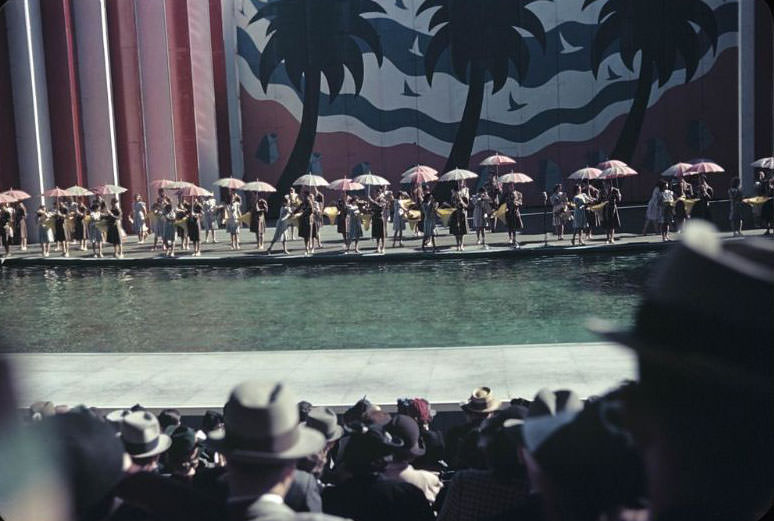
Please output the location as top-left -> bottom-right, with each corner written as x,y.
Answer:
0,253 -> 657,352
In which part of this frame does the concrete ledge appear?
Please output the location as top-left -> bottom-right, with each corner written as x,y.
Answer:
7,342 -> 637,412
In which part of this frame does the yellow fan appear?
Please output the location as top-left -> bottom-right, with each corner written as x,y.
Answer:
743,196 -> 771,206
42,214 -> 56,230
64,215 -> 76,234
406,209 -> 422,232
360,213 -> 372,231
95,219 -> 109,234
588,201 -> 608,211
398,198 -> 415,212
435,208 -> 454,227
288,212 -> 302,227
493,203 -> 508,225
174,218 -> 188,234
323,206 -> 339,224
240,211 -> 252,225
681,198 -> 699,215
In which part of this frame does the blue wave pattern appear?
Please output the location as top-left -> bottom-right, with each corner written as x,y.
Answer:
238,1 -> 738,146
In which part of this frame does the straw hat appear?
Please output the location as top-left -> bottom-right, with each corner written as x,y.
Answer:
460,387 -> 501,414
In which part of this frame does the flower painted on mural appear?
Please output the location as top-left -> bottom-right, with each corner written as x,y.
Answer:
418,0 -> 549,173
249,0 -> 386,198
583,0 -> 719,163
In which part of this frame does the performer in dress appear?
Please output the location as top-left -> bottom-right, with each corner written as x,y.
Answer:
505,190 -> 523,248
88,202 -> 104,258
370,194 -> 387,254
53,204 -> 69,257
549,184 -> 570,240
421,194 -> 438,253
336,197 -> 349,245
691,175 -> 714,222
132,194 -> 147,244
36,205 -> 53,257
600,181 -> 621,244
72,201 -> 87,251
298,193 -> 318,256
762,176 -> 774,235
163,203 -> 178,257
188,201 -> 203,256
391,192 -> 407,248
13,201 -> 27,251
486,174 -> 502,233
471,187 -> 492,249
226,194 -> 242,250
571,185 -> 588,246
449,190 -> 469,251
288,187 -> 300,240
202,195 -> 218,243
581,180 -> 600,241
345,196 -> 363,254
250,198 -> 268,250
642,183 -> 661,235
658,180 -> 675,242
0,202 -> 12,258
106,199 -> 124,258
312,187 -> 325,249
268,195 -> 293,254
728,177 -> 744,237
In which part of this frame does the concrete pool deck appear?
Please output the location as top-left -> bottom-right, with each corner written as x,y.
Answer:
1,225 -> 767,268
6,342 -> 637,413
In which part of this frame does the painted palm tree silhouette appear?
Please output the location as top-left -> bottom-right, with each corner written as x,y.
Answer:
249,0 -> 385,195
418,0 -> 548,172
583,0 -> 718,163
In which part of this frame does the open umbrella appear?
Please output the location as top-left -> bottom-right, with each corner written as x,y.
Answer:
179,185 -> 213,198
292,174 -> 329,188
751,157 -> 774,169
0,194 -> 16,204
43,187 -> 72,198
240,181 -> 277,193
150,179 -> 189,189
2,189 -> 30,201
569,167 -> 602,180
66,185 -> 94,197
685,161 -> 724,176
498,172 -> 533,184
661,163 -> 693,178
353,173 -> 390,186
213,177 -> 245,190
439,168 -> 478,182
597,160 -> 628,170
400,165 -> 438,184
92,184 -> 127,195
480,153 -> 516,167
327,178 -> 364,191
599,166 -> 637,179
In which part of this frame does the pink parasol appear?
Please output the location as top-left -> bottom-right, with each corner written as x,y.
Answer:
240,181 -> 277,193
480,153 -> 516,167
65,185 -> 94,196
2,189 -> 30,201
661,163 -> 693,178
91,184 -> 127,195
685,161 -> 724,176
0,194 -> 16,204
568,167 -> 602,180
179,185 -> 213,197
599,165 -> 638,179
213,177 -> 246,189
439,168 -> 478,182
597,160 -> 628,170
327,178 -> 365,191
400,165 -> 438,184
751,157 -> 774,170
43,187 -> 72,198
498,172 -> 533,184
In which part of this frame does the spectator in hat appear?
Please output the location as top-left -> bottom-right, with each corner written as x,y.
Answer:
322,424 -> 435,521
158,408 -> 182,433
445,387 -> 501,470
383,414 -> 443,504
437,405 -> 530,521
105,409 -> 131,433
210,380 -> 345,521
120,410 -> 172,473
592,222 -> 774,521
42,407 -> 128,521
162,425 -> 200,483
397,398 -> 445,471
298,401 -> 313,423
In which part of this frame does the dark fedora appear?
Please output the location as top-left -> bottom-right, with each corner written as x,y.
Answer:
589,221 -> 774,395
385,414 -> 425,458
304,406 -> 344,442
209,381 -> 325,463
460,387 -> 501,414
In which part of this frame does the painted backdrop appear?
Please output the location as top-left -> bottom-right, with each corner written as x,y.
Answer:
236,0 -> 738,204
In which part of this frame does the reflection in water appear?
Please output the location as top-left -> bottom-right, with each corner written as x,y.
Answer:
0,253 -> 658,353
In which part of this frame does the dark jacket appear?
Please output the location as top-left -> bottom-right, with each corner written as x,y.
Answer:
322,475 -> 435,521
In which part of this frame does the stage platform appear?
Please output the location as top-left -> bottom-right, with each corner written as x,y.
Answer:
7,342 -> 637,413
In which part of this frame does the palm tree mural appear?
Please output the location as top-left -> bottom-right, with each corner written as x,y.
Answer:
583,0 -> 718,163
249,0 -> 385,195
418,0 -> 548,172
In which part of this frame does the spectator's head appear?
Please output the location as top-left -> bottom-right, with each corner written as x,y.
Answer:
342,397 -> 389,428
385,414 -> 425,463
157,408 -> 181,432
460,387 -> 500,423
211,381 -> 325,498
201,410 -> 224,434
396,397 -> 435,427
341,424 -> 403,477
297,400 -> 313,422
478,405 -> 528,481
45,407 -> 127,521
163,425 -> 199,478
591,222 -> 774,520
120,411 -> 171,472
300,406 -> 343,475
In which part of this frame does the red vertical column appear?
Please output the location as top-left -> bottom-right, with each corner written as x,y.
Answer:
0,7 -> 20,191
209,0 -> 232,179
164,0 -> 199,185
106,0 -> 148,210
39,0 -> 86,188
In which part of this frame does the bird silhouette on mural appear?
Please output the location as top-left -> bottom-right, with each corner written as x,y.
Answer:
559,32 -> 583,54
606,65 -> 621,81
409,36 -> 423,57
403,80 -> 420,97
507,92 -> 527,112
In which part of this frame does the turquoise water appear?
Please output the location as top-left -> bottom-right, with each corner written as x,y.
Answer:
0,253 -> 657,352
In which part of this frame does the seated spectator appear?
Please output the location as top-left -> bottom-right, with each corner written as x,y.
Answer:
445,387 -> 500,470
592,222 -> 774,521
162,425 -> 200,483
397,397 -> 445,470
322,424 -> 435,521
120,411 -> 171,473
157,408 -> 182,432
384,414 -> 442,504
298,401 -> 313,423
437,405 -> 530,521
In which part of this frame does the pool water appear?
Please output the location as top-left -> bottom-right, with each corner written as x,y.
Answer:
0,253 -> 658,352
